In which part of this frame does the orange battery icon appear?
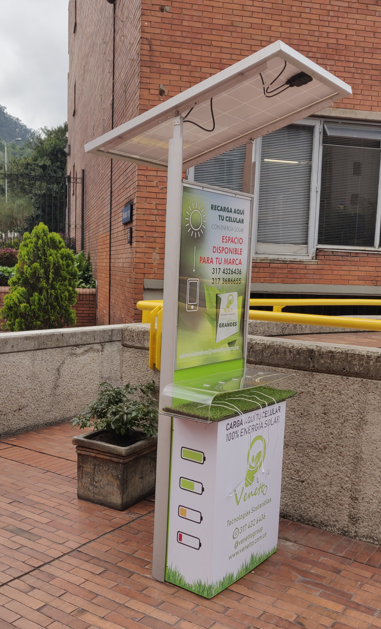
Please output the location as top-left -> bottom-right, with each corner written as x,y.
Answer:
178,505 -> 203,524
177,531 -> 201,550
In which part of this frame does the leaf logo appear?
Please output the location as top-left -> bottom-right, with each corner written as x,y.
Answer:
244,436 -> 266,488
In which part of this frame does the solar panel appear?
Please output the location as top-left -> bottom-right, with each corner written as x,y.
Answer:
85,40 -> 351,169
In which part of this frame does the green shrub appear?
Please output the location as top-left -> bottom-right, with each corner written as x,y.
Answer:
0,266 -> 15,286
0,248 -> 18,267
75,251 -> 96,288
0,223 -> 78,331
72,381 -> 159,439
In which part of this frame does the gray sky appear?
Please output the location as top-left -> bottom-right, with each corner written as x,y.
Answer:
0,0 -> 69,131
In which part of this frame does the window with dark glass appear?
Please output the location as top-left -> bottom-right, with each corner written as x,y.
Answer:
318,125 -> 381,247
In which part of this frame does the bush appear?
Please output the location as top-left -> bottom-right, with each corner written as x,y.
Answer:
0,248 -> 18,267
75,251 -> 96,288
72,381 -> 159,439
0,266 -> 15,286
0,223 -> 78,331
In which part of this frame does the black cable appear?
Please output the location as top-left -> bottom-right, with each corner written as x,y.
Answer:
266,60 -> 288,93
183,98 -> 216,132
260,60 -> 292,99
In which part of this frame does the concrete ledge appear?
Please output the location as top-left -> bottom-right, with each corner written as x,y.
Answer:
122,323 -> 150,349
0,324 -> 125,354
247,335 -> 381,380
248,318 -> 381,337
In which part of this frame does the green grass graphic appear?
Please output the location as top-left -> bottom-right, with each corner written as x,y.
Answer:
165,385 -> 295,421
166,546 -> 277,598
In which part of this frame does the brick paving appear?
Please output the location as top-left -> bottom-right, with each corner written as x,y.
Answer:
280,331 -> 381,349
1,424 -> 381,627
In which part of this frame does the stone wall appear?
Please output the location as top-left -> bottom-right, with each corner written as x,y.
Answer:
2,322 -> 381,544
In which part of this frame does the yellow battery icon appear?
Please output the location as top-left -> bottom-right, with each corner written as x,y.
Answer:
178,505 -> 203,523
179,477 -> 204,494
181,447 -> 205,464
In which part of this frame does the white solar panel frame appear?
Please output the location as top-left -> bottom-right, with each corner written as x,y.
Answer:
85,40 -> 351,169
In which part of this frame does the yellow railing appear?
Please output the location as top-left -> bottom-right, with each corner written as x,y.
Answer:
136,298 -> 381,370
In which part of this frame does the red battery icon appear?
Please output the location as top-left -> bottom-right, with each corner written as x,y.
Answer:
177,531 -> 201,550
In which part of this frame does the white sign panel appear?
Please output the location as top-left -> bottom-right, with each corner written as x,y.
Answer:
166,402 -> 286,598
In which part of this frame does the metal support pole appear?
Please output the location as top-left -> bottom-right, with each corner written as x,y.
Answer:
4,142 -> 7,204
81,169 -> 85,251
152,116 -> 183,582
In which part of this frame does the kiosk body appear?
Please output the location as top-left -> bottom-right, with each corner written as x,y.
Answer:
166,402 -> 287,598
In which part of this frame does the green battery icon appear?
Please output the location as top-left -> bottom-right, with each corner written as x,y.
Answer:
179,477 -> 204,494
181,447 -> 205,465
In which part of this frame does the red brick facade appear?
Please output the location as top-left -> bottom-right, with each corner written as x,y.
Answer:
0,288 -> 96,329
68,0 -> 381,324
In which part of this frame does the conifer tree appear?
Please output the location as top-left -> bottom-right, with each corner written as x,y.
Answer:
1,223 -> 78,331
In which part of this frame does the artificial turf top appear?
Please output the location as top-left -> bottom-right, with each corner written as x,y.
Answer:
164,385 -> 296,422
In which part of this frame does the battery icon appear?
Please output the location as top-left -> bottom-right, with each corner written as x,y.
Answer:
179,477 -> 204,494
181,447 -> 205,465
178,505 -> 203,524
177,531 -> 201,550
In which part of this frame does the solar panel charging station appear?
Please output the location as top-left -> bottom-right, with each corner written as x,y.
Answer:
86,41 -> 351,598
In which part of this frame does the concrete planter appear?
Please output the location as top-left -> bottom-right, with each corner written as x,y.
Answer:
72,430 -> 157,510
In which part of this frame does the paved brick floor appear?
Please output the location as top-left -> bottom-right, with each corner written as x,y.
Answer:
1,424 -> 381,628
279,331 -> 381,349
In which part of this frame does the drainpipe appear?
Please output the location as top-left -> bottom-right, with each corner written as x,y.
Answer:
108,0 -> 116,325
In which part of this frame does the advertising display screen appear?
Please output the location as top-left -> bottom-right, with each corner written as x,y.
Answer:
176,184 -> 252,371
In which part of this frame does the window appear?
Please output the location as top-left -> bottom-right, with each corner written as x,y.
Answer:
191,119 -> 381,258
73,0 -> 77,33
73,81 -> 76,117
318,125 -> 381,248
254,123 -> 318,256
193,145 -> 247,192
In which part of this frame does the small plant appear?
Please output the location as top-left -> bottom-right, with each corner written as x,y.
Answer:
0,248 -> 18,267
1,223 -> 78,331
72,381 -> 159,439
75,251 -> 96,288
0,266 -> 15,286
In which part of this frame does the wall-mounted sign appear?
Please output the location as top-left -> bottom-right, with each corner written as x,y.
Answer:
122,202 -> 133,224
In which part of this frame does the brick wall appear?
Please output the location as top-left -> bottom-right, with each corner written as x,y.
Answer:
68,0 -> 381,324
0,288 -> 96,329
252,250 -> 381,287
67,0 -> 140,325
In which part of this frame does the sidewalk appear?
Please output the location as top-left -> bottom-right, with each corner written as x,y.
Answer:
1,423 -> 381,628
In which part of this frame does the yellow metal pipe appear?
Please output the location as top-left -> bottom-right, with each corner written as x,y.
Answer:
250,298 -> 381,309
249,309 -> 381,331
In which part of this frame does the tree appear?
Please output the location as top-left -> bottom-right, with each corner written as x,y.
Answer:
0,194 -> 34,237
1,123 -> 68,234
10,123 -> 67,176
1,223 -> 78,331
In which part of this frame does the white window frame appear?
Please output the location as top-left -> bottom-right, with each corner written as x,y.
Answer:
252,118 -> 321,260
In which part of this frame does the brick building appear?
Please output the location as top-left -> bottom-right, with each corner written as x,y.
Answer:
67,0 -> 381,324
